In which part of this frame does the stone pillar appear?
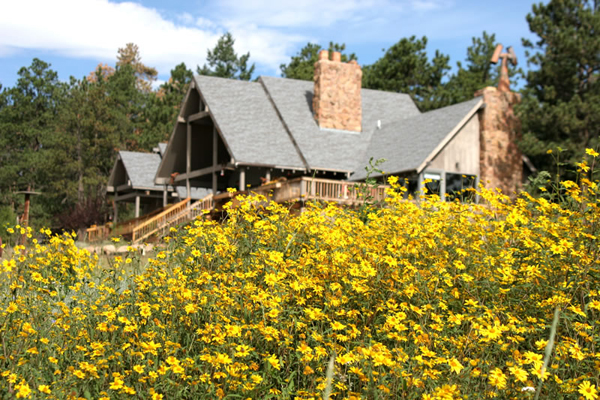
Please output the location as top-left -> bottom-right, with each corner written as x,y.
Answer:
475,86 -> 523,197
313,50 -> 362,132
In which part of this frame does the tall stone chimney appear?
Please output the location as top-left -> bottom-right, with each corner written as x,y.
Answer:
475,86 -> 523,196
313,50 -> 362,132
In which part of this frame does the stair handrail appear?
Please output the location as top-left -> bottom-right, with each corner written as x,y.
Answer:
132,194 -> 214,244
131,197 -> 190,242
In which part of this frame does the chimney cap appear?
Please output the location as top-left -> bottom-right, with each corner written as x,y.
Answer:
318,50 -> 329,61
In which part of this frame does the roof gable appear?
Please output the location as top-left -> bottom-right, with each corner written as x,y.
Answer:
194,75 -> 306,170
118,151 -> 165,190
352,96 -> 483,180
259,76 -> 421,173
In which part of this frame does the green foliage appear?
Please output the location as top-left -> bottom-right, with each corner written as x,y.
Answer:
197,32 -> 255,81
280,42 -> 357,81
518,0 -> 600,175
141,63 -> 194,149
0,51 -> 152,230
0,206 -> 16,242
116,43 -> 158,93
0,58 -> 66,227
362,36 -> 451,111
443,31 -> 516,105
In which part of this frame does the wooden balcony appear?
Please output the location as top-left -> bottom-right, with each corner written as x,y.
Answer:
250,177 -> 389,206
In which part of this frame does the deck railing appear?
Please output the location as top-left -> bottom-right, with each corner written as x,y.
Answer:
85,224 -> 112,243
132,194 -> 214,243
131,198 -> 190,243
252,177 -> 389,205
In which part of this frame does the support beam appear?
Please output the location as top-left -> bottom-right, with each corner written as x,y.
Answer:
135,196 -> 140,218
188,111 -> 210,123
212,127 -> 218,193
163,185 -> 168,207
239,169 -> 246,191
186,122 -> 191,200
265,170 -> 271,182
116,183 -> 131,192
113,196 -> 118,225
174,163 -> 235,181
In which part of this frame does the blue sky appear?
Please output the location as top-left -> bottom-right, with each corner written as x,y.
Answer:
0,0 -> 544,90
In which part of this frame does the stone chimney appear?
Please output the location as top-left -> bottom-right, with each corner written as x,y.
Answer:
475,86 -> 523,196
313,50 -> 362,132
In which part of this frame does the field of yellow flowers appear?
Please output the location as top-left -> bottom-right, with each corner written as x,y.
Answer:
1,167 -> 600,399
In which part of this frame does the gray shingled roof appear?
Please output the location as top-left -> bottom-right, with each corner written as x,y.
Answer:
351,97 -> 483,180
119,151 -> 165,190
175,75 -> 482,181
176,187 -> 212,200
194,75 -> 306,169
259,77 -> 421,172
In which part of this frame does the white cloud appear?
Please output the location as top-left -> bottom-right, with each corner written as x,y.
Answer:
177,12 -> 196,25
0,0 -> 467,79
0,0 -> 305,76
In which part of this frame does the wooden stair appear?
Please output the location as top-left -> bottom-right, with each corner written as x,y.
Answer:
85,194 -> 214,244
131,194 -> 214,244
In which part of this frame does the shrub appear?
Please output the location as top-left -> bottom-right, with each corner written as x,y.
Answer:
1,156 -> 600,399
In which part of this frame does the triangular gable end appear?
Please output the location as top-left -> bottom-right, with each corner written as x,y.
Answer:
416,98 -> 484,175
107,154 -> 131,192
155,80 -> 235,189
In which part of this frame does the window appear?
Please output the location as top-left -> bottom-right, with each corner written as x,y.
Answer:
423,172 -> 441,196
445,173 -> 476,202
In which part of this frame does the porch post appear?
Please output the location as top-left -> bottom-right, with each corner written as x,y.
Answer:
239,169 -> 246,191
135,196 -> 140,218
113,194 -> 118,224
265,170 -> 271,182
417,171 -> 424,199
440,170 -> 447,202
163,184 -> 168,207
186,122 -> 191,201
212,127 -> 218,193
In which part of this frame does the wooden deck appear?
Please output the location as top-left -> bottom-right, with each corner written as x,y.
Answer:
87,178 -> 387,243
251,177 -> 388,205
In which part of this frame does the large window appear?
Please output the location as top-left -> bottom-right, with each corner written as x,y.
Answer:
423,172 -> 441,196
445,173 -> 477,202
420,171 -> 477,202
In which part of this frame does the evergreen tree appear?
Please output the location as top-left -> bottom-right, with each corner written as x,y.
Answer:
197,32 -> 255,80
142,63 -> 194,149
362,36 -> 451,111
519,0 -> 600,173
280,42 -> 357,81
117,43 -> 158,92
443,32 -> 506,105
0,59 -> 65,227
48,76 -> 120,215
105,63 -> 148,151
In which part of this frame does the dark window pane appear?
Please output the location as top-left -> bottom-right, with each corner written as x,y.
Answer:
446,174 -> 476,202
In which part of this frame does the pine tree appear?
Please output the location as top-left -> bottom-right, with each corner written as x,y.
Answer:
280,42 -> 357,81
0,59 -> 65,226
443,32 -> 508,105
362,36 -> 451,111
117,43 -> 158,92
519,0 -> 600,173
197,32 -> 255,80
142,63 -> 194,149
